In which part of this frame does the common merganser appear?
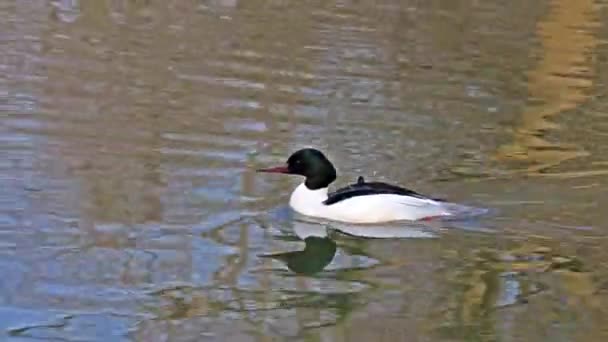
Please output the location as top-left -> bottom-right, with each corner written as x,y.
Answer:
258,148 -> 477,223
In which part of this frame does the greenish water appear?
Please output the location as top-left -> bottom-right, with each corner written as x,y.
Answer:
1,0 -> 608,341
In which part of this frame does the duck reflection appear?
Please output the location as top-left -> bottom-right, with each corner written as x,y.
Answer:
259,214 -> 440,275
260,220 -> 337,275
260,236 -> 337,276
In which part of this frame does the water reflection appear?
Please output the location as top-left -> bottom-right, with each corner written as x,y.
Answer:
433,238 -> 601,341
260,236 -> 337,275
258,217 -> 437,276
495,0 -> 601,176
258,215 -> 443,282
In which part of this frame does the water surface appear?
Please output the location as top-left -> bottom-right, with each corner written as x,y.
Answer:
1,0 -> 608,341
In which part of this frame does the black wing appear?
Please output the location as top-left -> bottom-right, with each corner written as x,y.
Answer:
323,178 -> 430,205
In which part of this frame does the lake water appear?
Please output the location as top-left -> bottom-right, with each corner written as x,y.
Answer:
1,0 -> 608,341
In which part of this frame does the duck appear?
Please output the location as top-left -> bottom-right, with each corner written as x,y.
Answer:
257,148 -> 476,223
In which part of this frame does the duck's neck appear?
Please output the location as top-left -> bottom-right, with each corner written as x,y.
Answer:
289,183 -> 329,214
304,168 -> 336,190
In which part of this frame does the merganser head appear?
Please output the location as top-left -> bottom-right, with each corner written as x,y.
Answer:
257,148 -> 337,189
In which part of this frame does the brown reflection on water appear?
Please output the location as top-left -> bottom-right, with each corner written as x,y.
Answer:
495,0 -> 599,176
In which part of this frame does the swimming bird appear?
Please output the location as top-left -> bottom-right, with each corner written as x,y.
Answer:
257,148 -> 475,223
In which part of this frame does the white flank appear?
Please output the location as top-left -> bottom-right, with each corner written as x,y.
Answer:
289,182 -> 451,223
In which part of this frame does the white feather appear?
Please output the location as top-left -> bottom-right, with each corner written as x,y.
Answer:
289,183 -> 450,223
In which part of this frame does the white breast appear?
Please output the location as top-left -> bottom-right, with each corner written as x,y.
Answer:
288,182 -> 450,223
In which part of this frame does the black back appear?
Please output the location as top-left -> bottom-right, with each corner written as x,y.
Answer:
323,176 -> 430,205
